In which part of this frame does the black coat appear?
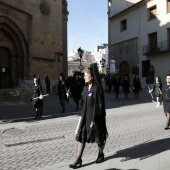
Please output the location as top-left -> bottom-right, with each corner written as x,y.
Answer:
32,85 -> 43,108
160,85 -> 170,103
160,85 -> 170,113
133,78 -> 141,93
122,79 -> 130,93
70,78 -> 84,100
57,81 -> 67,100
76,84 -> 108,144
113,78 -> 121,92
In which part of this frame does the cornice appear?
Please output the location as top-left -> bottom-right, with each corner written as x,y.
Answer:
109,0 -> 149,21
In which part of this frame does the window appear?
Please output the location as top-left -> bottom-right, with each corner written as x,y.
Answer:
120,19 -> 127,31
148,32 -> 157,52
148,5 -> 157,20
168,0 -> 170,13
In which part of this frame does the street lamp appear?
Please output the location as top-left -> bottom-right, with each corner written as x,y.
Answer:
100,58 -> 106,74
77,47 -> 84,71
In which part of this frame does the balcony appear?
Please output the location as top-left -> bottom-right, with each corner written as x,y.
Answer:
143,40 -> 170,55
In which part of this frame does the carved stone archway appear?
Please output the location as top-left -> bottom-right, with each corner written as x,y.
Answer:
0,16 -> 28,88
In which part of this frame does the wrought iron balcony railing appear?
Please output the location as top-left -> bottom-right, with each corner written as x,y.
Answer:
143,40 -> 170,55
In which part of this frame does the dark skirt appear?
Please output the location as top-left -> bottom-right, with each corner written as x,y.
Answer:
155,92 -> 161,97
163,101 -> 170,113
76,122 -> 105,145
59,94 -> 67,100
33,99 -> 43,108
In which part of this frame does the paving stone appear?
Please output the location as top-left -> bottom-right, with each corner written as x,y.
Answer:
0,91 -> 170,169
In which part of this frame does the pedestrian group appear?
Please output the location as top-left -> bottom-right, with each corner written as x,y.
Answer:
31,67 -> 170,168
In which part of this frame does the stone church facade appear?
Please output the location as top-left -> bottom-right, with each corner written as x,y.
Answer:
0,0 -> 68,89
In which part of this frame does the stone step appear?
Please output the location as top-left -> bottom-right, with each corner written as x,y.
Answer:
0,88 -> 32,102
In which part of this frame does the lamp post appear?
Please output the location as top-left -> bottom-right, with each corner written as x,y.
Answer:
100,58 -> 106,74
77,47 -> 84,71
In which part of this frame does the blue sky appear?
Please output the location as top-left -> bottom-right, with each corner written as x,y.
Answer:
67,0 -> 108,53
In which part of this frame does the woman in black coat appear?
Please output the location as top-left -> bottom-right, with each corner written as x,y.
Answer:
113,74 -> 121,99
160,74 -> 170,130
122,74 -> 130,100
32,76 -> 43,119
70,74 -> 84,110
133,74 -> 141,99
69,63 -> 108,168
57,73 -> 68,113
150,75 -> 162,107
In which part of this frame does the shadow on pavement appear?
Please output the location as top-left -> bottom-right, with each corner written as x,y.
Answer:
105,138 -> 170,162
0,112 -> 80,124
105,90 -> 152,109
0,91 -> 152,122
106,168 -> 139,170
80,162 -> 139,170
80,161 -> 96,168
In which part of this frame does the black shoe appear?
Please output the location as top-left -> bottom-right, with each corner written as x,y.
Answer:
62,109 -> 65,113
96,153 -> 104,164
165,121 -> 169,130
35,112 -> 39,119
69,159 -> 82,168
165,126 -> 169,130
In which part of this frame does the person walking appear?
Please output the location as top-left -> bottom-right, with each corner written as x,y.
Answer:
70,73 -> 84,110
122,74 -> 130,100
45,76 -> 51,94
69,63 -> 108,168
79,74 -> 85,106
133,74 -> 141,99
160,74 -> 170,130
32,76 -> 43,119
149,75 -> 162,107
107,75 -> 113,93
113,74 -> 121,99
57,73 -> 68,113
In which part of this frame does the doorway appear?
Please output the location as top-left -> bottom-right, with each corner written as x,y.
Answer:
0,47 -> 12,88
119,61 -> 130,80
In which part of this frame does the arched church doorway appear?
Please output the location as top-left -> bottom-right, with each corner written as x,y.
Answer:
119,61 -> 130,80
0,16 -> 28,89
0,47 -> 12,88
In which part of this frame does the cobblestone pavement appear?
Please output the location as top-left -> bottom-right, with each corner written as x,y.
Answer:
0,90 -> 170,170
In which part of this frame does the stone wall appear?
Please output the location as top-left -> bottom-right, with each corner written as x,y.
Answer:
0,0 -> 67,85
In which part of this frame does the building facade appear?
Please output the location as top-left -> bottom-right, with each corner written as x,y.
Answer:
0,0 -> 68,89
108,0 -> 170,87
